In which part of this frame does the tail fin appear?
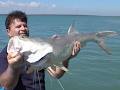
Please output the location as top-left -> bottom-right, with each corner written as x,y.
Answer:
96,31 -> 118,55
97,38 -> 112,55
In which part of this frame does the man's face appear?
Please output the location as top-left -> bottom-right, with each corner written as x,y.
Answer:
7,19 -> 29,38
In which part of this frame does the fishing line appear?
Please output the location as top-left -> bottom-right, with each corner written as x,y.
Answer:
37,70 -> 42,90
57,79 -> 65,90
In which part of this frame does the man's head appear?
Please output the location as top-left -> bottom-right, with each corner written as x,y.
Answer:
5,10 -> 29,38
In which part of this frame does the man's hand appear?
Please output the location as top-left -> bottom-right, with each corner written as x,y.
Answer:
0,52 -> 23,89
47,41 -> 81,78
71,41 -> 81,58
7,52 -> 24,69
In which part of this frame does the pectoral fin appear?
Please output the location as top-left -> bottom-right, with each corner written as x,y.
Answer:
54,63 -> 69,72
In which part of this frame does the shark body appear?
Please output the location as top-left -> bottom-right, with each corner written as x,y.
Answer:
7,24 -> 118,72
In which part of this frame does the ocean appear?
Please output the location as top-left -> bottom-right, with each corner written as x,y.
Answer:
0,15 -> 120,90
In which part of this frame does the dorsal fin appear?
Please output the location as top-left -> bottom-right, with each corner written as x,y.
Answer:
68,23 -> 79,35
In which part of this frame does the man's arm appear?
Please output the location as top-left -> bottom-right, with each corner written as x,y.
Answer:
0,52 -> 23,89
47,41 -> 80,79
0,65 -> 20,89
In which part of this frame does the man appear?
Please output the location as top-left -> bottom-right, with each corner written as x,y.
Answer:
0,11 -> 80,90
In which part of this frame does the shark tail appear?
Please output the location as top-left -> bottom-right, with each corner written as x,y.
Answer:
95,31 -> 118,55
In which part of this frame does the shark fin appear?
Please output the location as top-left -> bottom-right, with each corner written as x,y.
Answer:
96,31 -> 118,37
95,31 -> 118,55
60,66 -> 69,72
68,23 -> 79,35
54,63 -> 69,72
97,38 -> 112,55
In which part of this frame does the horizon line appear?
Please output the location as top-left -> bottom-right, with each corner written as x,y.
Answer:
0,13 -> 120,17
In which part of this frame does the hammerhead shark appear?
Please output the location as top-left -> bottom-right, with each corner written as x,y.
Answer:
7,24 -> 118,72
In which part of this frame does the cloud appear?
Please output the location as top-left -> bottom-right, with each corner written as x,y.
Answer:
29,2 -> 40,7
0,1 -> 57,9
0,1 -> 59,14
52,4 -> 56,8
0,1 -> 43,8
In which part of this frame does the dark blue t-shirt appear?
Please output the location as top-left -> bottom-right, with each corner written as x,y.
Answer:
0,46 -> 45,90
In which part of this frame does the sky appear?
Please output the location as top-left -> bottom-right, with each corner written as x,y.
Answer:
0,0 -> 120,16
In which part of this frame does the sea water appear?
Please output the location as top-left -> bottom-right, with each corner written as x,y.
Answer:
0,15 -> 120,90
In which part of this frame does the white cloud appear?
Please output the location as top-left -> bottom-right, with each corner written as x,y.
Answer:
0,1 -> 60,14
0,1 -> 41,8
29,2 -> 40,7
52,4 -> 56,8
0,1 -> 9,7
